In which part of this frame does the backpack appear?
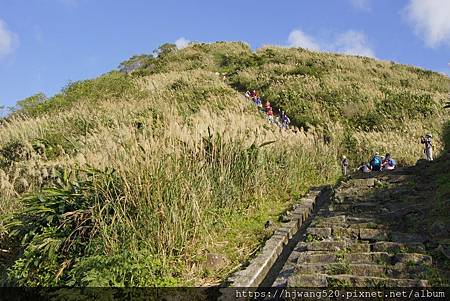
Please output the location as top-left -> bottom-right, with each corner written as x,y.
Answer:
371,156 -> 381,167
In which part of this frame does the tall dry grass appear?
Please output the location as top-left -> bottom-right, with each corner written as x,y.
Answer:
0,70 -> 340,286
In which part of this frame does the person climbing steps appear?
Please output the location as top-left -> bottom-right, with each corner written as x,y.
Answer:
341,155 -> 349,176
421,134 -> 433,161
242,89 -> 291,129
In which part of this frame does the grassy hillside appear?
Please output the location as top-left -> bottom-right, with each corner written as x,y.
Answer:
0,42 -> 448,286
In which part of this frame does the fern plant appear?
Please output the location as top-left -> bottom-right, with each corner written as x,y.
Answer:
3,168 -> 115,286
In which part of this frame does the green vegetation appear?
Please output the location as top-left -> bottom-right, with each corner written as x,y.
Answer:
327,262 -> 350,275
0,42 -> 449,286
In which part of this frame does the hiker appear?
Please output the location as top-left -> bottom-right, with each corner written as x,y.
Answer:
341,155 -> 349,176
369,152 -> 382,171
281,111 -> 291,129
358,163 -> 372,173
421,134 -> 433,161
245,91 -> 251,99
250,90 -> 257,99
263,100 -> 271,112
267,108 -> 274,123
382,153 -> 396,171
254,97 -> 262,108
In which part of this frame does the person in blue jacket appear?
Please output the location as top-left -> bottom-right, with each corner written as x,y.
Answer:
370,152 -> 382,171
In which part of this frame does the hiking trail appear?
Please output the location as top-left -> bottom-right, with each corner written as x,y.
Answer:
227,158 -> 450,288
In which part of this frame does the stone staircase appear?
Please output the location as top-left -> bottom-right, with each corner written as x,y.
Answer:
273,172 -> 434,288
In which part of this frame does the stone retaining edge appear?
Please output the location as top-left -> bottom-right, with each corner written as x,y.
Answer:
225,188 -> 323,288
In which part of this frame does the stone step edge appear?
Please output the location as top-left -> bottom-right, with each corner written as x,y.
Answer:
226,188 -> 324,288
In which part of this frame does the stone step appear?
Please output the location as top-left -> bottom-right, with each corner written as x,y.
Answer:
329,202 -> 385,213
344,252 -> 391,264
332,226 -> 359,240
287,273 -> 328,287
306,227 -> 332,240
393,253 -> 432,265
295,263 -> 429,279
296,252 -> 337,264
299,239 -> 371,252
359,229 -> 426,243
371,241 -> 426,253
297,251 -> 392,265
347,242 -> 371,252
310,214 -> 347,226
287,273 -> 428,287
326,275 -> 428,287
299,241 -> 347,252
312,214 -> 396,228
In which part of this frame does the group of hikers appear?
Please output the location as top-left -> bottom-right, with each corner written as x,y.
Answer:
243,89 -> 435,176
244,90 -> 291,129
341,133 -> 434,176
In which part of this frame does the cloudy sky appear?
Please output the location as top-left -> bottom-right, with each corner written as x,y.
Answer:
0,0 -> 449,108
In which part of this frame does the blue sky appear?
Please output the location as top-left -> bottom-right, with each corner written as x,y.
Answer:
0,0 -> 449,110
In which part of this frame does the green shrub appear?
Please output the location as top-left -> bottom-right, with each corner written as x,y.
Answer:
3,168 -> 115,286
67,251 -> 180,287
12,72 -> 146,118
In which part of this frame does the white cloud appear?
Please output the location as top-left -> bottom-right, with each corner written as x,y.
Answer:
175,37 -> 190,49
287,29 -> 375,58
334,30 -> 375,58
0,19 -> 18,60
349,0 -> 371,11
288,30 -> 321,51
404,0 -> 450,48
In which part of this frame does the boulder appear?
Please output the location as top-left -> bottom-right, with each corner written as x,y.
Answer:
206,253 -> 228,271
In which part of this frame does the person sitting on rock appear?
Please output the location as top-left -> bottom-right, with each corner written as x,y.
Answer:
358,162 -> 372,173
382,153 -> 396,171
370,152 -> 382,171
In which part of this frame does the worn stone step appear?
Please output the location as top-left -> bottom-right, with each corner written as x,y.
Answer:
326,274 -> 428,287
347,242 -> 371,252
306,227 -> 332,240
330,202 -> 385,213
296,263 -> 429,279
310,215 -> 347,227
298,240 -> 371,252
349,222 -> 389,229
287,273 -> 327,287
372,241 -> 426,253
359,229 -> 426,243
312,215 -> 395,228
393,253 -> 432,265
344,252 -> 391,264
296,252 -> 337,264
360,229 -> 390,241
297,263 -> 386,277
387,263 -> 430,279
332,226 -> 359,240
288,274 -> 428,287
296,251 -> 392,265
301,241 -> 347,251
